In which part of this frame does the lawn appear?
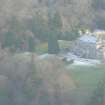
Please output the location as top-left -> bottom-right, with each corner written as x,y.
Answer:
35,42 -> 48,54
66,65 -> 105,104
58,40 -> 72,49
67,66 -> 105,87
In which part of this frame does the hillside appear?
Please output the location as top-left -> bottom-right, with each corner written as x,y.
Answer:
0,0 -> 104,37
0,1 -> 105,104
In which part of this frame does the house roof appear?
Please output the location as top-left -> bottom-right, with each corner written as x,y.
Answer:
79,35 -> 97,44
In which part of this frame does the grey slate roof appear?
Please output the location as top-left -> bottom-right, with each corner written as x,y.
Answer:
79,35 -> 97,43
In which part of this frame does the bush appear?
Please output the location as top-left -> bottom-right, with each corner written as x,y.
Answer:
61,28 -> 79,41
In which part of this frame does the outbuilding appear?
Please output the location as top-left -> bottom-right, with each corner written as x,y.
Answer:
72,34 -> 102,59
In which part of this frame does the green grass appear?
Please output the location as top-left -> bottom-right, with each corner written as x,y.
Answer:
58,40 -> 72,49
35,42 -> 48,54
66,65 -> 105,104
69,66 -> 105,87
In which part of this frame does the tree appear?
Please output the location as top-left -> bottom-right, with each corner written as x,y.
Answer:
28,36 -> 35,52
3,31 -> 15,48
92,0 -> 105,10
28,12 -> 49,41
48,12 -> 62,54
95,17 -> 105,30
48,31 -> 60,54
50,12 -> 62,31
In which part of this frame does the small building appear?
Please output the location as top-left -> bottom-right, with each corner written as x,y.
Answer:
72,34 -> 102,59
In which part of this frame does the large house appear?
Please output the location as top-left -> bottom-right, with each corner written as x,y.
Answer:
72,34 -> 103,59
